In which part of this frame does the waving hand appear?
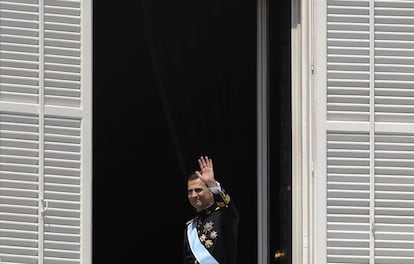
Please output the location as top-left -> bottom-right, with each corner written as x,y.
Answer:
195,156 -> 217,187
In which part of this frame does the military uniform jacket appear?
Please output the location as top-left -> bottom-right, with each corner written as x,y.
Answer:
183,187 -> 239,264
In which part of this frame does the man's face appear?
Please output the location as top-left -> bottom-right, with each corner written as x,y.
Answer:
187,178 -> 214,212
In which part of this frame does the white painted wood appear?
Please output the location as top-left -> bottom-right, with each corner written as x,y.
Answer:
0,0 -> 91,263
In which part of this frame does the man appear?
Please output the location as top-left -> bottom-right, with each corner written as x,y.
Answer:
183,156 -> 239,264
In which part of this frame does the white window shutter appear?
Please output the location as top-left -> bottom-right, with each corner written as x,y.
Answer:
0,0 -> 91,263
327,131 -> 371,263
316,0 -> 414,263
0,113 -> 40,264
327,0 -> 370,122
374,133 -> 414,263
0,0 -> 40,104
44,0 -> 81,108
374,1 -> 414,123
43,116 -> 82,264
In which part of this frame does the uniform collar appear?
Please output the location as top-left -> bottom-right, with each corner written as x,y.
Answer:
196,202 -> 215,217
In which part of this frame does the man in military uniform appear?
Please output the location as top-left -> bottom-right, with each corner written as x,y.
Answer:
183,156 -> 239,264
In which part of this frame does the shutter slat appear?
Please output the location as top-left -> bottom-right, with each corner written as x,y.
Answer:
0,1 -> 39,105
43,115 -> 81,263
375,133 -> 414,262
327,130 -> 370,262
0,112 -> 39,262
375,3 -> 414,123
44,0 -> 81,108
327,0 -> 371,123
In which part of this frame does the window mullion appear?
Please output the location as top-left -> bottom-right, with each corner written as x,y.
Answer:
38,0 -> 45,263
368,0 -> 375,263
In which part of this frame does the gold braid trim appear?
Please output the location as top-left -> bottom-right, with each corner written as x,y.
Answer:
220,191 -> 231,204
215,190 -> 231,208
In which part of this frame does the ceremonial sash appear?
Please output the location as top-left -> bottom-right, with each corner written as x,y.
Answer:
187,221 -> 219,264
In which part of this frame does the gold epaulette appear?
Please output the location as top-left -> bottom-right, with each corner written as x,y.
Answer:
215,190 -> 231,208
219,191 -> 231,204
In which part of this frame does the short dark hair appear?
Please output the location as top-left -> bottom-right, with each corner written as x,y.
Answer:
186,172 -> 209,188
187,172 -> 199,181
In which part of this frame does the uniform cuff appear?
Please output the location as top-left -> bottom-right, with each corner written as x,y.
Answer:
209,181 -> 222,194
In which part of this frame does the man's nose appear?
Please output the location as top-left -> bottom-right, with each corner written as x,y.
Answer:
190,190 -> 198,197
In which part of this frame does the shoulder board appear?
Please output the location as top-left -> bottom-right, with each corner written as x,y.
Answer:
219,191 -> 231,204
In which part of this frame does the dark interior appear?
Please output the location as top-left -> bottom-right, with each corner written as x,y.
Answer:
93,1 -> 291,263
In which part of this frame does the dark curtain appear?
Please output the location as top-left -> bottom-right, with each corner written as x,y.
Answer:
94,1 -> 257,263
141,0 -> 257,177
141,1 -> 258,262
